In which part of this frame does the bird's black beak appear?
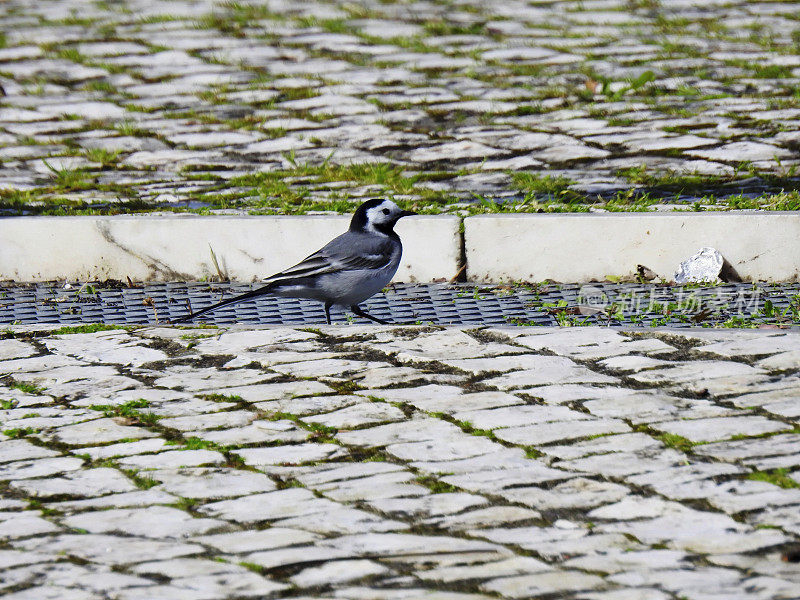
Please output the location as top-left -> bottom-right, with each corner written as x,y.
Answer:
399,210 -> 417,218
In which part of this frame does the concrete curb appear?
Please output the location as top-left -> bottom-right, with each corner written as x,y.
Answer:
0,215 -> 462,283
465,212 -> 800,282
0,212 -> 797,283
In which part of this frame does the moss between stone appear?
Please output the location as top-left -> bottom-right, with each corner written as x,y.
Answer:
748,468 -> 800,490
2,427 -> 39,438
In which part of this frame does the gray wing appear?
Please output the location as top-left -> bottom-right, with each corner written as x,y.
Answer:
263,231 -> 395,285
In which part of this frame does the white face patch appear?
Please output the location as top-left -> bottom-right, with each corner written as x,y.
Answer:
365,199 -> 401,230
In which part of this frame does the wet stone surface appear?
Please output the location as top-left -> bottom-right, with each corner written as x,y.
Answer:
0,0 -> 799,214
1,324 -> 799,599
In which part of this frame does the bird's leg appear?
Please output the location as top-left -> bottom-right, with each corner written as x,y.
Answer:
350,304 -> 390,325
324,302 -> 332,325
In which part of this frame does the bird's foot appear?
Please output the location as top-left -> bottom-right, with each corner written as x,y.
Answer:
349,304 -> 390,325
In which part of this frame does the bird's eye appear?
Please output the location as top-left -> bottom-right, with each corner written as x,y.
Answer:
382,208 -> 390,215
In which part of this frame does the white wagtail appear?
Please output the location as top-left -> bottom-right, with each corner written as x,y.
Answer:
174,198 -> 416,325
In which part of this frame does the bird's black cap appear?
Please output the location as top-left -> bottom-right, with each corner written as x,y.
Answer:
349,198 -> 415,232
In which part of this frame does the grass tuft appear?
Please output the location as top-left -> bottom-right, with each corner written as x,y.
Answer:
415,475 -> 459,494
52,324 -> 126,335
123,468 -> 159,489
8,380 -> 47,395
3,427 -> 38,438
748,469 -> 800,489
90,399 -> 160,426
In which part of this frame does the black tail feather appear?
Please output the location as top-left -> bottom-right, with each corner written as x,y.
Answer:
172,284 -> 273,323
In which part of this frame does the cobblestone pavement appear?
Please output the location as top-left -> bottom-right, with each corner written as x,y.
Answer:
1,325 -> 799,599
1,0 -> 799,214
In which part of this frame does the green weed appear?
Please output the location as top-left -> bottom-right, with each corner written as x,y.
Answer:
3,427 -> 39,438
123,468 -> 159,489
202,393 -> 243,403
173,496 -> 200,510
84,147 -> 121,166
51,324 -> 126,335
455,420 -> 496,439
181,437 -> 227,452
90,399 -> 160,425
656,432 -> 695,453
748,468 -> 800,489
8,380 -> 47,395
415,475 -> 459,494
523,447 -> 542,459
511,172 -> 576,196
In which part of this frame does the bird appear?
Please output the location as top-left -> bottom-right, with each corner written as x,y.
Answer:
173,198 -> 416,325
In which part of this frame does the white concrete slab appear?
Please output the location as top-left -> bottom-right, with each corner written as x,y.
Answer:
0,214 -> 461,283
464,212 -> 800,282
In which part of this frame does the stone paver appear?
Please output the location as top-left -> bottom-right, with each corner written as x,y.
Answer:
1,325 -> 799,599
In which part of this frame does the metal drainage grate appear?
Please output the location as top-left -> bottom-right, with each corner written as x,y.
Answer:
0,282 -> 798,327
